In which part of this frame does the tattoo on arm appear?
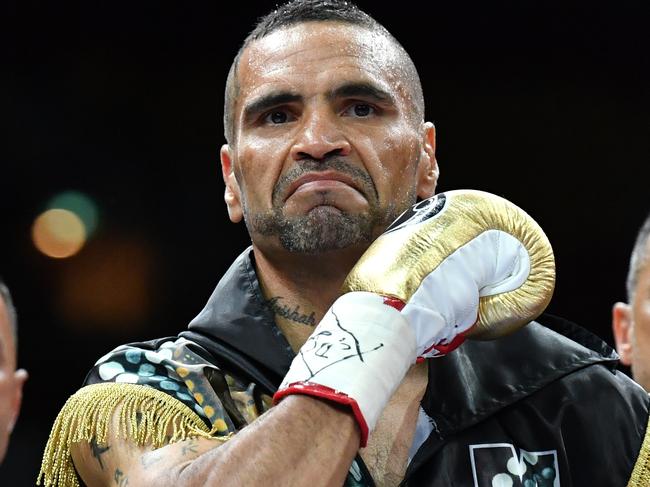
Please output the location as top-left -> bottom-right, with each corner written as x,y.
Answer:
140,450 -> 164,470
181,439 -> 198,456
114,468 -> 129,486
90,438 -> 111,470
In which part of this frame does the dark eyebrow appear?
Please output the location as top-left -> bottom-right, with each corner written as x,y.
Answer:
243,91 -> 302,122
329,82 -> 395,105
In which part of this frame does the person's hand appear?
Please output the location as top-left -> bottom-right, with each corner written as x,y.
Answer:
274,190 -> 555,446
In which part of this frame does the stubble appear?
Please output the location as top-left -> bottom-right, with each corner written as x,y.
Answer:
243,158 -> 410,254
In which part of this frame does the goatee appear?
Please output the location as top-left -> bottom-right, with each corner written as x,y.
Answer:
251,205 -> 383,253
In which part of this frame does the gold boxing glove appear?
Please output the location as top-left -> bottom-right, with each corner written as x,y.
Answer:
274,190 -> 555,446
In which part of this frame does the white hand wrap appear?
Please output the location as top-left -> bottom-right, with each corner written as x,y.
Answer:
274,292 -> 416,446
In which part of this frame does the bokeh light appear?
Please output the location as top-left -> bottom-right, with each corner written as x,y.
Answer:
57,236 -> 155,332
32,209 -> 86,258
47,190 -> 99,237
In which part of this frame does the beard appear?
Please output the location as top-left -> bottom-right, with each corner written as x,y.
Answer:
243,158 -> 412,254
250,205 -> 384,253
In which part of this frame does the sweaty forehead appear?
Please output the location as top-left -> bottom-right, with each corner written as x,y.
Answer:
238,22 -> 408,97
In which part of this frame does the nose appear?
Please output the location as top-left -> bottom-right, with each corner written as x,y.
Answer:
290,110 -> 352,161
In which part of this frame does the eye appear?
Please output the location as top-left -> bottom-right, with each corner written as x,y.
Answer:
344,103 -> 376,118
264,110 -> 291,124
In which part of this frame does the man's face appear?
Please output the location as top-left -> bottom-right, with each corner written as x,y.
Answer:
628,256 -> 650,389
221,22 -> 437,255
0,297 -> 25,463
613,242 -> 650,391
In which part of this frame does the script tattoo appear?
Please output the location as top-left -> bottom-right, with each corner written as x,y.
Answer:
266,296 -> 316,326
298,309 -> 384,380
90,438 -> 110,470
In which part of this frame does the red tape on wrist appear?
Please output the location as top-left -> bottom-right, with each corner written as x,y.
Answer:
273,382 -> 370,447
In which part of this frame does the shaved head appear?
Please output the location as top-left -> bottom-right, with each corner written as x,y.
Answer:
223,0 -> 424,144
626,213 -> 650,302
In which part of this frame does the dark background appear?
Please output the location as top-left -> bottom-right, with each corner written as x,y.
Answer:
2,0 -> 649,484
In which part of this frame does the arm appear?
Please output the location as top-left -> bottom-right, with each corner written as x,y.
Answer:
71,395 -> 359,487
49,189 -> 552,487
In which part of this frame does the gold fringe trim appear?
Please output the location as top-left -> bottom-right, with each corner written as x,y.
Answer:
37,382 -> 222,487
628,411 -> 650,486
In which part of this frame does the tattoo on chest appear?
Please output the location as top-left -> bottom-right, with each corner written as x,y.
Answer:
266,296 -> 316,326
90,439 -> 110,470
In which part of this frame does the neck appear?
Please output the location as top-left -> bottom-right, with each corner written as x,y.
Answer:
252,243 -> 368,350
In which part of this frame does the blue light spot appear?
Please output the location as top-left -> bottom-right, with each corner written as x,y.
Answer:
176,392 -> 193,402
138,364 -> 156,377
125,350 -> 142,364
160,380 -> 180,391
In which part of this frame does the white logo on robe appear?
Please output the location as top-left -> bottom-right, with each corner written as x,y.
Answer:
469,443 -> 560,487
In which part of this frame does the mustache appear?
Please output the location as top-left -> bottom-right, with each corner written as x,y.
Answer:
272,157 -> 378,205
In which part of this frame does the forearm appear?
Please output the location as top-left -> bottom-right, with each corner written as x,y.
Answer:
173,395 -> 360,486
73,394 -> 361,487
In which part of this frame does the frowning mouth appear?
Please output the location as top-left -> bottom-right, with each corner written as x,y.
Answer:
284,171 -> 365,202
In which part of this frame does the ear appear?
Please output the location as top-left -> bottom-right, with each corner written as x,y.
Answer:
221,144 -> 243,223
8,369 -> 27,434
612,302 -> 633,366
416,122 -> 439,200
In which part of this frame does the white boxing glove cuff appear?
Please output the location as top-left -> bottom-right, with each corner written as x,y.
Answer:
273,291 -> 416,447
